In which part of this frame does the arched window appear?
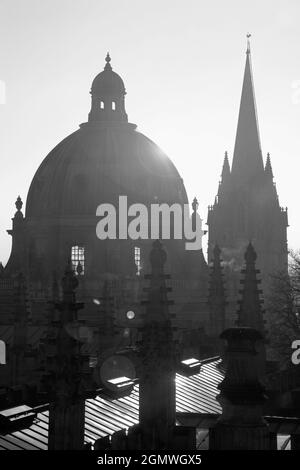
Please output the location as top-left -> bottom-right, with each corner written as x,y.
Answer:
112,101 -> 116,110
100,101 -> 104,109
71,245 -> 85,275
134,246 -> 141,276
0,340 -> 6,365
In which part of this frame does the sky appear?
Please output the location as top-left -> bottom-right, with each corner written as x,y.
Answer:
0,0 -> 299,265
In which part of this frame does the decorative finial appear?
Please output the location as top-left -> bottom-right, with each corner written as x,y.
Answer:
104,52 -> 112,70
15,196 -> 23,212
192,197 -> 199,213
246,33 -> 251,55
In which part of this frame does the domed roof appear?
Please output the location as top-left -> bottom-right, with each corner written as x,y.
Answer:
26,56 -> 188,219
25,122 -> 188,218
91,53 -> 126,97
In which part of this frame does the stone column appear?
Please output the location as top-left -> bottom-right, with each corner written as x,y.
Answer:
210,327 -> 270,450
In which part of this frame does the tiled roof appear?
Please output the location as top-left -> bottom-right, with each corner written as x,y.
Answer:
0,358 -> 223,450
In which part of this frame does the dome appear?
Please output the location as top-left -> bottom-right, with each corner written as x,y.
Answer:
91,53 -> 125,97
25,122 -> 188,218
26,54 -> 188,219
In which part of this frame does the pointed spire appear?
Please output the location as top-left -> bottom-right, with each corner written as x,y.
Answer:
217,152 -> 231,202
231,39 -> 264,183
265,152 -> 274,179
246,32 -> 251,54
236,243 -> 265,334
221,151 -> 231,182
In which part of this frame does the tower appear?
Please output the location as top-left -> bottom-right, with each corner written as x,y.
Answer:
207,244 -> 226,337
40,261 -> 95,450
207,40 -> 288,327
139,240 -> 177,449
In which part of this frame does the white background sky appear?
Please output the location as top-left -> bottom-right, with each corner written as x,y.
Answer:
0,0 -> 299,265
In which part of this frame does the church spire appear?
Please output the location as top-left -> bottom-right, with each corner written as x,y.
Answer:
221,151 -> 231,182
231,37 -> 264,183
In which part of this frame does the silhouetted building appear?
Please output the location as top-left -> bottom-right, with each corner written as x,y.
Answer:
0,43 -> 296,452
207,42 -> 288,328
1,54 -> 207,341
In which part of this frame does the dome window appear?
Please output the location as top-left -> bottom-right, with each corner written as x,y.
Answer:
0,340 -> 6,365
112,101 -> 116,111
71,245 -> 85,276
134,246 -> 141,276
100,101 -> 104,109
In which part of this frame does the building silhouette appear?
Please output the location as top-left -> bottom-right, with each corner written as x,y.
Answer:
0,41 -> 298,451
207,41 -> 288,329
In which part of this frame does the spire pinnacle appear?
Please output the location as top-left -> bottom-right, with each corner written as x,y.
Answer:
221,151 -> 231,181
231,40 -> 264,183
265,152 -> 274,179
246,33 -> 251,55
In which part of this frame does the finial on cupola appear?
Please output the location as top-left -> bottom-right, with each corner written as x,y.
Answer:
104,52 -> 112,70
